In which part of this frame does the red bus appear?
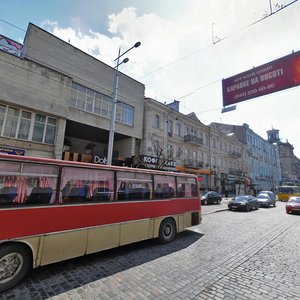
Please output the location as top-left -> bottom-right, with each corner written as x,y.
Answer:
0,154 -> 201,291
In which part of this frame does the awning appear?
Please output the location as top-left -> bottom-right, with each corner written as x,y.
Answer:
176,165 -> 212,175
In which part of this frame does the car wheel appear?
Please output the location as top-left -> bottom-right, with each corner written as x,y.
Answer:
159,218 -> 177,244
0,244 -> 32,292
203,199 -> 207,205
217,199 -> 221,204
228,206 -> 232,211
246,205 -> 250,212
273,201 -> 276,207
255,203 -> 259,210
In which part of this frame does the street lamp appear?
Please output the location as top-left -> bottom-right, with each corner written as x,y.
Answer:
107,41 -> 141,165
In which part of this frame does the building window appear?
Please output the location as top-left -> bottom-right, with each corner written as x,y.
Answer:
175,123 -> 181,136
184,149 -> 188,159
192,151 -> 196,159
0,105 -> 6,134
153,114 -> 160,129
213,138 -> 216,148
18,111 -> 32,140
185,127 -> 189,136
167,144 -> 173,157
167,119 -> 173,136
70,82 -> 134,126
3,107 -> 19,138
32,115 -> 57,144
0,104 -> 57,145
116,102 -> 134,126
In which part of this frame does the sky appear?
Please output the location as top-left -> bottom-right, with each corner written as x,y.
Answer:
1,0 -> 300,157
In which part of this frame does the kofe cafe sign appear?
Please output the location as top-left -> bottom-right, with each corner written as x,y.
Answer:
222,50 -> 300,106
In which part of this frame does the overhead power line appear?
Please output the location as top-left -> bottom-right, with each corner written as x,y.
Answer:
0,18 -> 26,32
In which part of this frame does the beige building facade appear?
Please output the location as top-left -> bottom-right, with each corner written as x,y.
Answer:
0,23 -> 145,164
141,98 -> 248,194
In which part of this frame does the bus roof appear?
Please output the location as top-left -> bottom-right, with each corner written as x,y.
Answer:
0,153 -> 196,178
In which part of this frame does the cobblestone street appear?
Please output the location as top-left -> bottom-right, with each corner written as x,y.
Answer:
2,201 -> 299,299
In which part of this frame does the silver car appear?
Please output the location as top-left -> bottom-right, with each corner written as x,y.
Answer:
258,191 -> 276,201
257,193 -> 276,207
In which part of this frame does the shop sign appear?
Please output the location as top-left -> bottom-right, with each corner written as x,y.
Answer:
143,155 -> 176,167
0,147 -> 25,156
94,155 -> 108,164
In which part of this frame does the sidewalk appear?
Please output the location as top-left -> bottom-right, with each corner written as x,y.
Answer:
201,197 -> 231,215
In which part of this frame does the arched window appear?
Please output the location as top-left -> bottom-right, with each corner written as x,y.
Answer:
153,114 -> 160,128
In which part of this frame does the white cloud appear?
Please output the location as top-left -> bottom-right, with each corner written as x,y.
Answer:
42,0 -> 300,157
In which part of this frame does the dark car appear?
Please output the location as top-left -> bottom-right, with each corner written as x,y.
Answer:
286,196 -> 300,214
228,195 -> 259,212
257,193 -> 276,207
201,191 -> 222,205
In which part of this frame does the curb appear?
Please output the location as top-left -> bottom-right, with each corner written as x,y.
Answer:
202,207 -> 228,215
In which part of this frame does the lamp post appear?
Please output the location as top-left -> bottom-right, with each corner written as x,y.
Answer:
107,41 -> 141,165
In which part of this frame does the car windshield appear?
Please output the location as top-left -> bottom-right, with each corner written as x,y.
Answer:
288,197 -> 300,203
257,194 -> 269,199
234,196 -> 248,202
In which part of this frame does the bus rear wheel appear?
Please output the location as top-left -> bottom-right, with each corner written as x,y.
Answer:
0,244 -> 32,292
159,218 -> 177,244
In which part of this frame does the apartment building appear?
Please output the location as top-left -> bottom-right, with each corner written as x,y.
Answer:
211,123 -> 281,192
141,98 -> 248,194
267,128 -> 300,184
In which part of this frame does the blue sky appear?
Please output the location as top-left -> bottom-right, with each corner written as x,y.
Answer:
1,0 -> 300,156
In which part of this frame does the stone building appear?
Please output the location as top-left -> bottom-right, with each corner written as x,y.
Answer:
267,128 -> 300,184
141,98 -> 248,194
211,123 -> 281,192
0,23 -> 145,163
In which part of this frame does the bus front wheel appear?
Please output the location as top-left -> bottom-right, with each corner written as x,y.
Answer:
0,244 -> 32,292
159,218 -> 177,244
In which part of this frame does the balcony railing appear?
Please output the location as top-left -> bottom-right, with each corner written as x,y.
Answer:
229,151 -> 242,158
184,134 -> 203,145
184,159 -> 204,168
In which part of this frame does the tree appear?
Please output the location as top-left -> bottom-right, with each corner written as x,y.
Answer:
133,137 -> 182,170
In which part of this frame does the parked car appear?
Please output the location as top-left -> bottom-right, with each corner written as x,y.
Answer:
257,193 -> 276,207
258,191 -> 276,201
201,191 -> 222,205
228,195 -> 259,211
286,196 -> 300,214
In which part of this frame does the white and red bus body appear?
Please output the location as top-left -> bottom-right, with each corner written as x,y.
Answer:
0,154 -> 201,291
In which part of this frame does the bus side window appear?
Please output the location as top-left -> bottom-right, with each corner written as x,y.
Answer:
118,182 -> 128,200
68,186 -> 87,202
93,182 -> 110,201
60,167 -> 114,203
155,184 -> 163,199
27,187 -> 53,204
0,186 -> 17,205
162,183 -> 174,198
177,184 -> 185,197
191,183 -> 197,197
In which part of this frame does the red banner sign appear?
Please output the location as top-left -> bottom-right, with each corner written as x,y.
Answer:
222,50 -> 300,106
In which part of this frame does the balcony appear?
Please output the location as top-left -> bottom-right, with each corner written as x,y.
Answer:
184,159 -> 203,168
184,134 -> 203,145
229,151 -> 242,158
